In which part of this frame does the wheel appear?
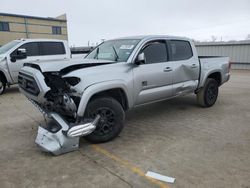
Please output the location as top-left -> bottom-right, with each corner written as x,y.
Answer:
83,97 -> 125,143
0,76 -> 6,95
197,78 -> 219,107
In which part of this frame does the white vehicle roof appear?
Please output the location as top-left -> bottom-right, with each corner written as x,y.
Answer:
113,35 -> 192,41
14,38 -> 67,43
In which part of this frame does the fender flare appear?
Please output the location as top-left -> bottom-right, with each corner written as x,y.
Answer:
77,80 -> 131,117
0,57 -> 14,84
0,68 -> 12,84
199,69 -> 222,88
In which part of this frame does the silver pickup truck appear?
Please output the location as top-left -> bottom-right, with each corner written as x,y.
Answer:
18,35 -> 230,155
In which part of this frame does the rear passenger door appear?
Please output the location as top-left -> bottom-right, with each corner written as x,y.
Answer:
167,40 -> 199,96
38,42 -> 66,62
133,40 -> 173,105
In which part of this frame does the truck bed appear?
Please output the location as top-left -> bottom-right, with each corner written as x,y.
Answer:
198,56 -> 230,88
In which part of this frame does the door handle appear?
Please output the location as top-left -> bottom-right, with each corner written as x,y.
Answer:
191,64 -> 198,68
164,67 -> 173,72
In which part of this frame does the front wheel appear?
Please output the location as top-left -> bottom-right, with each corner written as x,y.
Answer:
83,97 -> 125,143
197,78 -> 219,107
0,76 -> 6,95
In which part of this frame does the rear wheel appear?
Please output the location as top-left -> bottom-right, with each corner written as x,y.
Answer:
84,97 -> 125,143
0,76 -> 6,95
197,78 -> 219,107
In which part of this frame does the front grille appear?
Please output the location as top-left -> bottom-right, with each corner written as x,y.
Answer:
18,72 -> 40,96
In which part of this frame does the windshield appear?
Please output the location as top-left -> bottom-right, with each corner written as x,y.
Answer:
0,40 -> 20,55
86,39 -> 140,62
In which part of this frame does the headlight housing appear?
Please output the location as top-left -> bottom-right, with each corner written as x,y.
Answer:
63,77 -> 81,86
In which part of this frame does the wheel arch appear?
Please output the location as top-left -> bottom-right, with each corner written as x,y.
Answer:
207,72 -> 222,86
77,81 -> 131,117
0,71 -> 7,84
199,70 -> 222,89
89,88 -> 129,111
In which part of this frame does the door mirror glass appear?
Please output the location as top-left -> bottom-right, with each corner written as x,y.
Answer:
10,48 -> 27,62
135,52 -> 145,65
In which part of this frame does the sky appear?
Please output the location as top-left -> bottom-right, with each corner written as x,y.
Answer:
1,0 -> 250,46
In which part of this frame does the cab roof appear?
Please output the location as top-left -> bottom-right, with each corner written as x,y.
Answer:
113,35 -> 191,41
14,38 -> 67,43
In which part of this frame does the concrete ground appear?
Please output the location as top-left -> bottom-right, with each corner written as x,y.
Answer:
0,70 -> 250,188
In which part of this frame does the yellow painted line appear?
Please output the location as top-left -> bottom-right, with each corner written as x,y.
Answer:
91,144 -> 169,188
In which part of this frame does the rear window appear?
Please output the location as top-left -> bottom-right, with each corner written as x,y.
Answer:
168,40 -> 193,61
39,42 -> 65,55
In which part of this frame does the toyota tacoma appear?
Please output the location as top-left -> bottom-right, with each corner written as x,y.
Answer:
18,35 -> 230,155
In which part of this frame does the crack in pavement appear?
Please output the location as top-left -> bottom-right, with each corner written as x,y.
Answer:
78,149 -> 133,188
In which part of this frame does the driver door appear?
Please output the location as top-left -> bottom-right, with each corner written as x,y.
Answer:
133,40 -> 173,105
8,42 -> 40,83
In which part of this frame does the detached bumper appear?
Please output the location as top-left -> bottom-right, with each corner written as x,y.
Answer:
31,105 -> 100,155
35,126 -> 79,155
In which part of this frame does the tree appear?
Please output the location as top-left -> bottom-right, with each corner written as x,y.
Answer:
211,35 -> 217,42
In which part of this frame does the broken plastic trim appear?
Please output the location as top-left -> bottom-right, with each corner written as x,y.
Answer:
67,115 -> 100,138
36,113 -> 100,155
29,99 -> 101,155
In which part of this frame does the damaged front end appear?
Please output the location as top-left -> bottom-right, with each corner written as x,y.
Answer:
18,69 -> 99,155
42,72 -> 81,120
32,102 -> 100,155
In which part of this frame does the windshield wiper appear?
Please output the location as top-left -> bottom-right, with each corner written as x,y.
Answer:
112,46 -> 119,61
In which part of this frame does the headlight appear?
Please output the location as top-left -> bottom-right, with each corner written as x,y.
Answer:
63,77 -> 81,86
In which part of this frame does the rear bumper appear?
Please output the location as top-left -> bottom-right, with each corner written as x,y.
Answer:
223,73 -> 230,84
226,73 -> 230,82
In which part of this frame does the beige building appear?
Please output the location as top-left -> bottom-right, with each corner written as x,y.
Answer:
0,12 -> 68,46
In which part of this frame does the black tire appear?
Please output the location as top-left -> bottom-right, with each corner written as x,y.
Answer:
84,97 -> 125,143
197,78 -> 219,107
0,76 -> 6,95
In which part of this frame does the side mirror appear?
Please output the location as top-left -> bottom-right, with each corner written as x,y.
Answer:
135,53 -> 146,65
11,48 -> 27,62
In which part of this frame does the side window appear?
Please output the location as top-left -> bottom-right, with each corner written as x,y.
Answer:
39,42 -> 65,55
168,40 -> 193,61
12,42 -> 39,57
142,42 -> 168,64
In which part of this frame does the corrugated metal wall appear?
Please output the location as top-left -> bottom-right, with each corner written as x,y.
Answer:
196,41 -> 250,70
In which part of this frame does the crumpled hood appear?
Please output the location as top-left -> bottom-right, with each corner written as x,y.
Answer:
24,58 -> 114,73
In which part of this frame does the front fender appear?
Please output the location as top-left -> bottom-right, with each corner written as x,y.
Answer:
77,80 -> 131,117
0,59 -> 13,84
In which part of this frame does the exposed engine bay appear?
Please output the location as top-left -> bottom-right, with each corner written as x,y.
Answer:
42,72 -> 81,122
22,61 -> 111,123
